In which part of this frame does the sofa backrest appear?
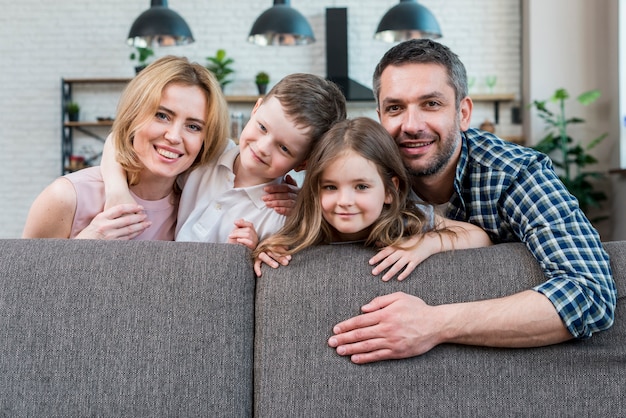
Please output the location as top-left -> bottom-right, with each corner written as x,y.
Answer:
0,239 -> 255,417
254,242 -> 626,417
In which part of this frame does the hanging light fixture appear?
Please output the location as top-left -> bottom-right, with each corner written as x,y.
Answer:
374,0 -> 442,42
248,0 -> 315,46
127,0 -> 194,48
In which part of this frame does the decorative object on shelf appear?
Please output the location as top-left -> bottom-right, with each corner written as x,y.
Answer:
129,46 -> 155,73
248,0 -> 315,46
127,0 -> 194,48
374,0 -> 442,42
530,88 -> 608,221
479,119 -> 495,133
68,155 -> 86,172
206,49 -> 235,90
255,71 -> 270,95
66,101 -> 80,122
485,75 -> 497,94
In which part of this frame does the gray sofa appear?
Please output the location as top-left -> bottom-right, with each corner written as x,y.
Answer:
0,239 -> 623,417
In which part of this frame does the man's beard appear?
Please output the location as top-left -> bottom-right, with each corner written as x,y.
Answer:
405,129 -> 459,177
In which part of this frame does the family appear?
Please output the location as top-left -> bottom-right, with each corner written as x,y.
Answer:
23,39 -> 616,364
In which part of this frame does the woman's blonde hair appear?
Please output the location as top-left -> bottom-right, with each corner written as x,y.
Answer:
254,117 -> 438,259
112,55 -> 230,186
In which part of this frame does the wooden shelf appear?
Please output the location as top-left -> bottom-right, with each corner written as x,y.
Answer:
469,93 -> 516,123
64,121 -> 114,127
470,93 -> 516,102
62,77 -> 132,84
226,95 -> 262,103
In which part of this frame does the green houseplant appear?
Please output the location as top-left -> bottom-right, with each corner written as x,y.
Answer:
206,49 -> 235,90
255,71 -> 270,95
529,88 -> 608,220
129,46 -> 154,73
66,101 -> 80,122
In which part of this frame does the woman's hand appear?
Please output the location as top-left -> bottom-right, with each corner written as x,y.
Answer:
75,204 -> 150,240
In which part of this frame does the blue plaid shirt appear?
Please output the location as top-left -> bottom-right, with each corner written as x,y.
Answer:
441,129 -> 616,338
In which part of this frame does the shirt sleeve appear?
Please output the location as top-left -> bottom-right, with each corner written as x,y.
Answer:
501,155 -> 616,338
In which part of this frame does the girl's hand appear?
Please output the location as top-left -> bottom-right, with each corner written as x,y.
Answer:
228,219 -> 259,250
253,247 -> 291,277
369,235 -> 436,281
75,204 -> 150,240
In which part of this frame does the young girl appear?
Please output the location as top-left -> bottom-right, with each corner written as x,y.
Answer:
253,117 -> 492,281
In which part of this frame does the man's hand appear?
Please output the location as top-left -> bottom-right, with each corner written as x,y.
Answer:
228,219 -> 259,250
328,292 -> 441,364
76,204 -> 150,240
253,247 -> 291,277
262,174 -> 299,216
328,290 -> 572,365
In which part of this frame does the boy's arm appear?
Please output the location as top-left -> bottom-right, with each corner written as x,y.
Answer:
369,218 -> 493,281
101,133 -> 136,210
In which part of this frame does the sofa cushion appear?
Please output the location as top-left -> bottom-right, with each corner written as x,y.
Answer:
0,239 -> 255,417
254,242 -> 625,417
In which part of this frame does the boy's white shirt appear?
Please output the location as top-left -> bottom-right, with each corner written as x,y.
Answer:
176,140 -> 287,243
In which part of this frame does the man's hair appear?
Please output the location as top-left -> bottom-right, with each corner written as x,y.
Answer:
264,73 -> 347,147
112,55 -> 230,186
372,39 -> 468,109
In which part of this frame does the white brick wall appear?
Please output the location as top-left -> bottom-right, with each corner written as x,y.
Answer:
0,0 -> 521,238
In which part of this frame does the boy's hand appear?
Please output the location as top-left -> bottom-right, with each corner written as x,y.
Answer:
254,247 -> 291,277
262,174 -> 299,216
228,219 -> 259,250
75,204 -> 150,240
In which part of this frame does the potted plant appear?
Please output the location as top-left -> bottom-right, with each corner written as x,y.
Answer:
66,101 -> 80,122
129,46 -> 154,74
529,88 -> 608,221
206,49 -> 235,90
255,71 -> 270,95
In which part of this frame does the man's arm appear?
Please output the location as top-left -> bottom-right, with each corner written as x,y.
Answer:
328,290 -> 572,364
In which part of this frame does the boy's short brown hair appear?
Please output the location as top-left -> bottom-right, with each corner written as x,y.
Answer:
264,73 -> 347,146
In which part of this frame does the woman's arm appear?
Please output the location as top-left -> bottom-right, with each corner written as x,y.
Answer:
22,178 -> 76,238
369,217 -> 493,281
101,133 -> 136,210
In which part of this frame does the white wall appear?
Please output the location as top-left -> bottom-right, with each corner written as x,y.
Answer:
523,0 -> 625,240
0,0 -> 521,238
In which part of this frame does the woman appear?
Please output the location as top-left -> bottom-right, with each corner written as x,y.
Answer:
22,56 -> 230,240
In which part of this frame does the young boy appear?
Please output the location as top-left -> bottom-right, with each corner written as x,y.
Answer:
102,73 -> 347,249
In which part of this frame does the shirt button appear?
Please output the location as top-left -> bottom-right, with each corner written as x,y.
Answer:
215,203 -> 222,210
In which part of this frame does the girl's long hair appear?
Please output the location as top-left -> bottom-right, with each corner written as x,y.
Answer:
253,117 -> 437,259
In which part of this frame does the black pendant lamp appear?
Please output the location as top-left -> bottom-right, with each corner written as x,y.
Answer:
248,0 -> 315,46
127,0 -> 194,48
375,0 -> 442,42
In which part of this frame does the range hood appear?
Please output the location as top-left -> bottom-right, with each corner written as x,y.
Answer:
326,8 -> 374,102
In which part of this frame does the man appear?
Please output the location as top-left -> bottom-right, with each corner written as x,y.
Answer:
327,39 -> 616,364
